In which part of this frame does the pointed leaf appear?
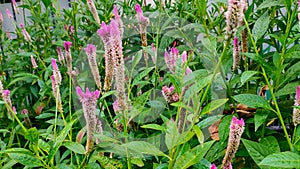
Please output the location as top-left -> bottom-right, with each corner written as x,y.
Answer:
63,141 -> 85,154
259,152 -> 300,168
241,71 -> 259,85
201,99 -> 228,115
122,141 -> 169,158
233,94 -> 273,110
7,153 -> 43,167
260,136 -> 280,153
254,109 -> 269,131
252,12 -> 270,42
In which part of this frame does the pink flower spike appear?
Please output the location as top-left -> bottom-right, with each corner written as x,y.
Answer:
135,4 -> 142,14
182,51 -> 188,62
171,47 -> 179,56
64,41 -> 72,51
210,163 -> 217,169
51,58 -> 59,71
84,44 -> 96,55
230,116 -> 245,130
6,9 -> 13,18
113,5 -> 120,19
3,90 -> 10,96
31,55 -> 38,69
76,86 -> 84,98
22,109 -> 28,115
151,43 -> 156,52
0,12 -> 3,23
233,37 -> 239,46
169,85 -> 175,92
12,106 -> 17,114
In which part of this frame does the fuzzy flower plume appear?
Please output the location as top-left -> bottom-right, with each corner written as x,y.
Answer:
87,0 -> 100,24
222,116 -> 244,168
162,85 -> 179,103
57,47 -> 65,65
113,5 -> 124,37
97,22 -> 114,91
51,75 -> 63,113
2,90 -> 12,107
22,109 -> 32,128
6,9 -> 13,19
20,23 -> 31,42
51,58 -> 62,85
135,4 -> 150,64
76,86 -> 101,153
232,37 -> 240,70
293,86 -> 300,126
85,44 -> 102,90
164,47 -> 192,75
298,0 -> 300,28
110,19 -> 126,112
12,0 -> 20,14
31,55 -> 38,69
64,41 -> 73,74
225,0 -> 247,41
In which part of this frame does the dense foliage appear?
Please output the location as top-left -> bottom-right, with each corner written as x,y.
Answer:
0,0 -> 300,168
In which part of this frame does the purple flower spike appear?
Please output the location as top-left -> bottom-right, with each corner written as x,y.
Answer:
233,37 -> 238,46
76,86 -> 100,101
85,44 -> 96,55
171,47 -> 179,56
6,9 -> 13,18
3,90 -> 10,96
230,116 -> 245,130
113,5 -> 120,19
296,86 -> 300,101
64,41 -> 72,51
51,58 -> 59,71
135,4 -> 142,14
20,23 -> 24,29
22,109 -> 28,115
181,51 -> 188,62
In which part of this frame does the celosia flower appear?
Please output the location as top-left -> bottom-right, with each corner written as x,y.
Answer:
87,0 -> 100,24
12,106 -> 17,114
85,44 -> 102,90
51,75 -> 63,113
21,109 -> 28,115
110,19 -> 126,111
6,9 -> 13,19
232,37 -> 240,70
31,55 -> 38,69
210,163 -> 218,169
164,47 -> 192,75
162,85 -> 179,103
225,0 -> 247,40
12,0 -> 20,14
22,109 -> 32,128
113,5 -> 123,37
19,23 -> 31,42
2,90 -> 12,107
293,86 -> 300,126
76,86 -> 101,153
57,47 -> 65,65
76,129 -> 85,143
151,43 -> 157,64
298,0 -> 300,28
64,41 -> 73,74
51,58 -> 62,85
222,116 -> 244,168
97,22 -> 114,91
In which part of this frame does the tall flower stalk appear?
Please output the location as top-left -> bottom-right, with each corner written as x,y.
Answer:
232,37 -> 240,70
85,44 -> 102,90
76,86 -> 101,153
135,4 -> 150,66
98,22 -> 114,91
110,19 -> 126,112
51,59 -> 63,113
113,5 -> 124,38
57,47 -> 65,65
31,55 -> 38,69
222,116 -> 245,169
20,23 -> 31,42
64,41 -> 73,74
87,0 -> 100,24
12,0 -> 20,14
293,86 -> 300,126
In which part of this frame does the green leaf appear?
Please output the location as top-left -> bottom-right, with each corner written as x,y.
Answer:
171,102 -> 193,113
241,71 -> 259,85
25,127 -> 39,143
201,37 -> 217,54
173,141 -> 215,169
0,101 -> 6,104
197,115 -> 223,129
233,94 -> 272,110
38,139 -> 50,153
141,124 -> 165,131
252,12 -> 270,42
254,110 -> 269,131
63,141 -> 85,154
280,61 -> 300,88
275,82 -> 300,97
201,99 -> 228,115
132,67 -> 154,86
165,120 -> 180,150
7,153 -> 43,167
48,121 -> 74,161
257,0 -> 283,10
122,141 -> 169,158
193,125 -> 204,145
241,139 -> 274,165
131,158 -> 144,167
183,74 -> 212,102
259,152 -> 300,168
8,73 -> 39,87
260,136 -> 280,153
219,115 -> 233,143
131,50 -> 143,71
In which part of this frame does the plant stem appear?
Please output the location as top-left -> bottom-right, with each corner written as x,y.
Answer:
243,18 -> 293,150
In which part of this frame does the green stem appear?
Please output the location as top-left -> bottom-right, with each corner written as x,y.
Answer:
243,18 -> 293,150
5,104 -> 27,133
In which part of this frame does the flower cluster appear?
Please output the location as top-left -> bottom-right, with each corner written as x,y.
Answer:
20,23 -> 31,42
293,86 -> 300,126
84,44 -> 102,90
222,116 -> 245,168
57,47 -> 65,65
6,9 -> 13,19
87,0 -> 100,24
0,12 -> 3,27
164,47 -> 192,75
64,41 -> 73,74
162,85 -> 179,103
225,0 -> 247,40
12,0 -> 20,14
30,55 -> 38,69
232,37 -> 240,70
76,86 -> 101,153
51,59 -> 63,113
